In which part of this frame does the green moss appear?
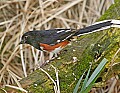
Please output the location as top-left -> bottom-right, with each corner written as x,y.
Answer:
99,8 -> 119,20
29,80 -> 54,93
99,0 -> 120,20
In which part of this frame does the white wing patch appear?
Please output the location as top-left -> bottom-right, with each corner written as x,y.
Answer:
65,29 -> 72,32
57,30 -> 65,33
56,29 -> 71,33
57,40 -> 61,43
62,33 -> 74,41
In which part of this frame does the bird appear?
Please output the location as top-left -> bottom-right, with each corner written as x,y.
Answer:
19,19 -> 120,61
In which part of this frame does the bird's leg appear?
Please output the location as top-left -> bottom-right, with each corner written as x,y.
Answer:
39,52 -> 58,67
49,52 -> 54,60
49,47 -> 62,60
54,52 -> 58,58
45,52 -> 58,63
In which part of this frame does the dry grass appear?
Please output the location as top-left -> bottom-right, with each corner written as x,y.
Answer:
0,0 -> 115,92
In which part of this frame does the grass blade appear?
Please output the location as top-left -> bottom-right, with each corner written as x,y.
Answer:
73,70 -> 86,93
85,58 -> 108,87
79,65 -> 92,93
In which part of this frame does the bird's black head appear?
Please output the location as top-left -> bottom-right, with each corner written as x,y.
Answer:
19,31 -> 41,50
20,32 -> 32,44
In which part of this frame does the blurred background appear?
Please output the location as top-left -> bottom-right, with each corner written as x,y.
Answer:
0,0 -> 118,92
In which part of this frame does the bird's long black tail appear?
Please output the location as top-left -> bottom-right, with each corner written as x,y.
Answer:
74,20 -> 120,36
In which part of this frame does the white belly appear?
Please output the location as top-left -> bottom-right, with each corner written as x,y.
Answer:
51,47 -> 63,54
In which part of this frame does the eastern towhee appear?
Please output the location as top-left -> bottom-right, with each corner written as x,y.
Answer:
20,20 -> 120,60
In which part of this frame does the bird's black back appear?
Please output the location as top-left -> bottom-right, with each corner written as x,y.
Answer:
25,28 -> 76,45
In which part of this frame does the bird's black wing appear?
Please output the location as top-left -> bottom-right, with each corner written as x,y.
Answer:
32,28 -> 76,45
